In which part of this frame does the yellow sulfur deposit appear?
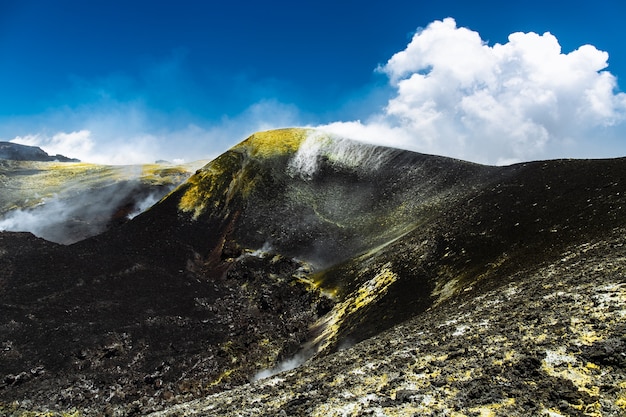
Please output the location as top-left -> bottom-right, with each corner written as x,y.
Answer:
233,128 -> 312,158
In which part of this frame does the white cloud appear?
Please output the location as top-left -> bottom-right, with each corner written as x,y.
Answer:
11,129 -> 158,165
320,17 -> 626,165
12,130 -> 95,160
161,99 -> 302,163
8,99 -> 301,165
7,18 -> 626,166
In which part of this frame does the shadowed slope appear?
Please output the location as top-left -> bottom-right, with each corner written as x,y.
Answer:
132,129 -> 626,354
153,227 -> 626,417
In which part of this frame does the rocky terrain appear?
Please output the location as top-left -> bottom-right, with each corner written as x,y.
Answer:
152,229 -> 626,417
0,128 -> 625,416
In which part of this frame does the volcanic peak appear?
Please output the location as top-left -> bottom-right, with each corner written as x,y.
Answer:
177,128 -> 318,219
2,128 -> 626,416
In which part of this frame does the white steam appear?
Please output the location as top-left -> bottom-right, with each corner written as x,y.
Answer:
287,132 -> 395,179
246,242 -> 275,258
126,193 -> 161,219
252,352 -> 311,382
320,17 -> 626,165
0,194 -> 98,244
0,204 -> 52,237
0,181 -> 176,244
8,99 -> 301,165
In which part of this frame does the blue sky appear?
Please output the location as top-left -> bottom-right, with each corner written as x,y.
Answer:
1,0 -> 625,164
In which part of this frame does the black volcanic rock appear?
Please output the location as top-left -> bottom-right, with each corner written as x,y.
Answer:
0,141 -> 79,162
155,228 -> 626,416
1,128 -> 626,416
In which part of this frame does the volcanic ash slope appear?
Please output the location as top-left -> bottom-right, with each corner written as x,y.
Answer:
1,128 -> 626,416
150,128 -> 626,416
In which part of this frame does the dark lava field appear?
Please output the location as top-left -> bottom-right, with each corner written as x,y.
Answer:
1,129 -> 625,416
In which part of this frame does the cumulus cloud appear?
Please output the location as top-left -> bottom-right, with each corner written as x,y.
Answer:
320,17 -> 626,165
6,18 -> 626,166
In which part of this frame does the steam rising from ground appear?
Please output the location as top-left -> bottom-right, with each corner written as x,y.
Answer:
252,352 -> 312,382
0,197 -> 106,245
7,100 -> 301,165
0,181 -> 175,244
288,132 -> 395,179
320,18 -> 626,165
127,193 -> 161,220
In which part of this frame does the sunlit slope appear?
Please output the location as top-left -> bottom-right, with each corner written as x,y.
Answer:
0,160 -> 202,243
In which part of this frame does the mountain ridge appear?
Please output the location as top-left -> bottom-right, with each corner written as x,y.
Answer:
0,141 -> 79,162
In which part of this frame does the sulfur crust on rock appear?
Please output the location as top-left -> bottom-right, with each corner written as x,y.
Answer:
177,151 -> 246,218
0,404 -> 81,417
146,230 -> 626,417
233,128 -> 312,158
310,264 -> 399,353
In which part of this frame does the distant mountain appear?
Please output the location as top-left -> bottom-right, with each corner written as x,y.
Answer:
1,128 -> 625,416
0,159 -> 205,244
0,141 -> 80,162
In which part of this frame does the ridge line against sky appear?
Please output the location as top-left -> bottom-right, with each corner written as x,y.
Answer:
1,1 -> 625,165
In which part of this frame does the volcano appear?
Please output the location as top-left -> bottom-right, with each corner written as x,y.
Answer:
1,128 -> 625,416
